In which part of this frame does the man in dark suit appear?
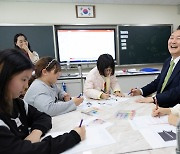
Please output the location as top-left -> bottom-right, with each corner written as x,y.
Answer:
130,26 -> 180,107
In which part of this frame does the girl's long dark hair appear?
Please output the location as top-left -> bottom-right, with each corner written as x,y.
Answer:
0,49 -> 34,115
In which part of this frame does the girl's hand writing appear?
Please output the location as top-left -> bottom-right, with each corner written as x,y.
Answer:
100,93 -> 110,99
72,97 -> 84,106
74,126 -> 86,141
63,93 -> 71,101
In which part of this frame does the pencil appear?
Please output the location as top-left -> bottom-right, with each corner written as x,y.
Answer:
155,100 -> 158,110
101,89 -> 105,93
128,87 -> 137,95
81,111 -> 92,116
128,91 -> 132,95
79,119 -> 83,127
154,97 -> 160,118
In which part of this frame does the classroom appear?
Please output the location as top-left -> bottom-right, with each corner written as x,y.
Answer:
0,0 -> 180,154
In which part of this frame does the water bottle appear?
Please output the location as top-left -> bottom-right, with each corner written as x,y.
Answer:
78,64 -> 82,76
66,60 -> 70,69
62,82 -> 67,92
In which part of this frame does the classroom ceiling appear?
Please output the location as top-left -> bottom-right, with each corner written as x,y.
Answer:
1,0 -> 180,5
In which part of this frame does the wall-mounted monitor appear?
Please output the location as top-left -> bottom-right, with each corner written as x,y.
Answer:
55,25 -> 117,64
118,24 -> 172,65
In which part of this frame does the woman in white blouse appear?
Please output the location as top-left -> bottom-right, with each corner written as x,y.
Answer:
14,33 -> 39,64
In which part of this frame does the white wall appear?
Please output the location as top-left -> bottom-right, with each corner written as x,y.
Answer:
0,2 -> 180,29
1,2 -> 177,93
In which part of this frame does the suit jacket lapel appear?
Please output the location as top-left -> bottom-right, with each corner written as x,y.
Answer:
159,58 -> 171,87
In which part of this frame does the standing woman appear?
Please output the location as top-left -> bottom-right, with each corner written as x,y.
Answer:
0,49 -> 85,154
84,53 -> 124,99
14,33 -> 39,64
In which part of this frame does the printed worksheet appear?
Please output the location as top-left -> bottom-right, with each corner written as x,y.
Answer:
139,124 -> 176,148
115,110 -> 136,120
82,117 -> 113,128
42,126 -> 116,154
129,115 -> 169,130
78,96 -> 129,110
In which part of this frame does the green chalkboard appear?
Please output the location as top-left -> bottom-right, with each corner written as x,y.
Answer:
0,25 -> 55,58
119,25 -> 172,65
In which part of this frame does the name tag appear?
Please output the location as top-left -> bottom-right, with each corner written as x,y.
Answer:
14,117 -> 22,127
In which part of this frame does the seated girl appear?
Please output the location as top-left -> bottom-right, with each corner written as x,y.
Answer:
152,104 -> 180,126
84,54 -> 124,99
24,57 -> 83,116
0,49 -> 85,153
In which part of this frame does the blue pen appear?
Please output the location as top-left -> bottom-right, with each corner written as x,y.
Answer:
79,119 -> 83,127
77,93 -> 82,98
128,91 -> 132,95
128,87 -> 138,95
